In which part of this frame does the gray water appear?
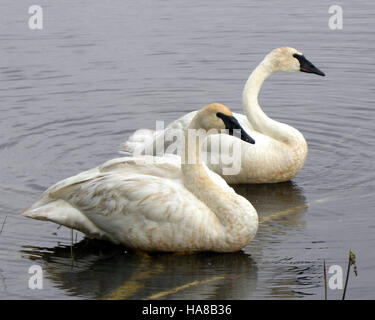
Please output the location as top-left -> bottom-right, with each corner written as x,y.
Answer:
1,0 -> 374,300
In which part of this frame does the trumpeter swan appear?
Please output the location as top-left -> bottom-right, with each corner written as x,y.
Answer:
121,47 -> 325,184
22,104 -> 258,252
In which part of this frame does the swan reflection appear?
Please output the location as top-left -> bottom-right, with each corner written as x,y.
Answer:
21,240 -> 257,300
21,181 -> 314,299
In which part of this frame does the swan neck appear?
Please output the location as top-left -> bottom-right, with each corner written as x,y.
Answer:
181,120 -> 256,241
181,118 -> 205,171
245,62 -> 271,103
243,62 -> 272,128
243,61 -> 301,144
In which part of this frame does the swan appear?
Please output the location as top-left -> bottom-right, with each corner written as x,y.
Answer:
22,103 -> 258,252
121,47 -> 325,184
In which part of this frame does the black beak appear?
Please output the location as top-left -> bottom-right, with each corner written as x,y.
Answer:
216,113 -> 255,144
293,54 -> 325,76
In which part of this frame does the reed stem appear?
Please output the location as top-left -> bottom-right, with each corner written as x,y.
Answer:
0,216 -> 7,235
342,250 -> 356,300
323,259 -> 327,300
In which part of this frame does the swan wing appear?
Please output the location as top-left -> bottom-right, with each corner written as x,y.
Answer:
24,164 -> 222,250
167,110 -> 198,130
120,129 -> 155,154
98,155 -> 182,180
47,172 -> 219,250
100,155 -> 234,194
22,155 -> 182,240
22,198 -> 110,240
120,111 -> 198,156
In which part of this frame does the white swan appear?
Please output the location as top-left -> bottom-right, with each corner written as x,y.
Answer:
22,104 -> 258,252
122,47 -> 325,184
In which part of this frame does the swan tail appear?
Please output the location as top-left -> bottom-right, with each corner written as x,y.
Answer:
120,129 -> 156,155
22,197 -> 110,241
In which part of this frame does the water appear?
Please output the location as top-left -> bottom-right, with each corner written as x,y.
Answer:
1,0 -> 374,299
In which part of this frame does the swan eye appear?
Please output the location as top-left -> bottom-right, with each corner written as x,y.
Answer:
292,53 -> 304,62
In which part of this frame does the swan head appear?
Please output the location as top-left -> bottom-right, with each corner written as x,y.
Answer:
196,103 -> 255,144
264,47 -> 325,76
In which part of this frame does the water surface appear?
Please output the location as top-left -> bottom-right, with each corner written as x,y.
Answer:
1,0 -> 374,299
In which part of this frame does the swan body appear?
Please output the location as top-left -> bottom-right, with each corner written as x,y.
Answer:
23,104 -> 258,252
122,47 -> 325,184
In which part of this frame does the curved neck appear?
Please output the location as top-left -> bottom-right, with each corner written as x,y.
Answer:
181,117 -> 216,187
243,62 -> 297,144
180,119 -> 255,238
